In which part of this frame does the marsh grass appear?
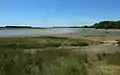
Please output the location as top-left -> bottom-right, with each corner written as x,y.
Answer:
0,36 -> 89,75
0,36 -> 89,49
0,49 -> 88,75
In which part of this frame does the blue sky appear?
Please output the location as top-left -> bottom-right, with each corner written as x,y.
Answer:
0,0 -> 120,27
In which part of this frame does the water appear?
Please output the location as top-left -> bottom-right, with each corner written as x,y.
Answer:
0,28 -> 120,37
0,28 -> 75,37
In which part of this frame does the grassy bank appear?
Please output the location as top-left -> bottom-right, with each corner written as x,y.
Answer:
0,49 -> 88,75
1,36 -> 120,75
0,36 -> 89,75
0,36 -> 89,49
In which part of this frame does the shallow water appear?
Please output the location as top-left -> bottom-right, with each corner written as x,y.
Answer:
0,28 -> 120,37
0,28 -> 75,37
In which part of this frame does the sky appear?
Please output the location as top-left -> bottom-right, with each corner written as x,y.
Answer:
0,0 -> 120,27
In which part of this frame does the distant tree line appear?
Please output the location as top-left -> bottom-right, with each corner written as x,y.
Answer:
51,26 -> 92,28
92,21 -> 120,29
5,26 -> 32,28
51,26 -> 81,28
0,26 -> 47,29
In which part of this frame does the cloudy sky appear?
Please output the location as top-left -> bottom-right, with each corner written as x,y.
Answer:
0,0 -> 120,27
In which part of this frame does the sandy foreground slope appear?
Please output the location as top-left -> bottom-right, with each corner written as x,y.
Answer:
80,37 -> 120,75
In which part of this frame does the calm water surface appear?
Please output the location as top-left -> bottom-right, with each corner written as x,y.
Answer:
0,28 -> 75,37
0,28 -> 120,37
